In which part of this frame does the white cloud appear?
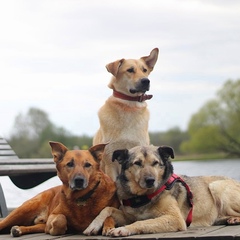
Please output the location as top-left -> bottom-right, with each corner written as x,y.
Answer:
0,0 -> 239,137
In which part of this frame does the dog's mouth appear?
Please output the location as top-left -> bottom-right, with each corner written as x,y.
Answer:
130,89 -> 147,94
129,78 -> 150,94
69,176 -> 88,191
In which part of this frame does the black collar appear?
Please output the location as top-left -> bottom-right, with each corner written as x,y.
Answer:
76,181 -> 100,206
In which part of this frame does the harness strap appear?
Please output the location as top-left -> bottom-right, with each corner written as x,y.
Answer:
122,173 -> 193,227
165,174 -> 193,227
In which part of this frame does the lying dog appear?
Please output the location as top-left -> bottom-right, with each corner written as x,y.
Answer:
93,48 -> 159,181
0,142 -> 119,237
84,145 -> 240,237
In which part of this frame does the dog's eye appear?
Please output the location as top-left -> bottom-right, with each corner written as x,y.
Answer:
134,161 -> 142,167
66,160 -> 74,168
152,160 -> 159,166
127,68 -> 134,73
142,67 -> 147,73
84,162 -> 92,168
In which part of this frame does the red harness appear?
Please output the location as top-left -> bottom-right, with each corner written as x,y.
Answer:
122,173 -> 193,227
113,90 -> 153,102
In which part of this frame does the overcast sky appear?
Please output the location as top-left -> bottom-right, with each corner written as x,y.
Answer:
1,0 -> 240,139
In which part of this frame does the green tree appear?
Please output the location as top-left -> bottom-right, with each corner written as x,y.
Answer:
9,108 -> 52,157
181,79 -> 240,157
8,107 -> 93,158
150,127 -> 188,154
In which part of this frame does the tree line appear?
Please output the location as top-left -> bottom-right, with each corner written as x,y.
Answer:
7,79 -> 240,158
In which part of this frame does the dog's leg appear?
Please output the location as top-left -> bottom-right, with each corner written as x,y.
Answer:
0,200 -> 46,232
45,214 -> 67,236
84,207 -> 129,236
102,216 -> 115,235
10,224 -> 46,237
107,214 -> 187,237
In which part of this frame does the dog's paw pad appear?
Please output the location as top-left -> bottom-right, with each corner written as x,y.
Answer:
11,226 -> 22,237
227,217 -> 240,225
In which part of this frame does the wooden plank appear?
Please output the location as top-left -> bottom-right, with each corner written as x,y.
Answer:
0,164 -> 56,175
0,155 -> 18,160
0,233 -> 71,239
141,226 -> 226,239
0,145 -> 14,150
0,158 -> 55,176
0,158 -> 53,164
0,138 -> 8,144
0,226 -> 239,240
200,225 -> 240,239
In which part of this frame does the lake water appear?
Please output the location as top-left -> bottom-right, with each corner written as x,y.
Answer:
1,159 -> 240,208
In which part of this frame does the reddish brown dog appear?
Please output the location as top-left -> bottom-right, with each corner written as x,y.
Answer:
0,142 -> 119,237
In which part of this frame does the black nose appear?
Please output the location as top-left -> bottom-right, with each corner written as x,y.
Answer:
141,78 -> 150,88
145,177 -> 155,188
74,176 -> 85,189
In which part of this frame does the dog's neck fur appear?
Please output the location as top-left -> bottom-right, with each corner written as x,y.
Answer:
113,90 -> 153,103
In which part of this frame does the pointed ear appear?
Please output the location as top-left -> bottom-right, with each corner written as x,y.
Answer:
141,48 -> 159,71
49,141 -> 68,163
112,149 -> 129,165
106,59 -> 124,77
158,146 -> 174,161
89,143 -> 107,163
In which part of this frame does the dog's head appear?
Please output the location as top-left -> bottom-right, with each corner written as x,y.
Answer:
49,141 -> 106,191
107,48 -> 159,96
112,145 -> 174,195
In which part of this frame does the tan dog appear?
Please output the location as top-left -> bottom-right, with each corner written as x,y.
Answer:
84,145 -> 240,237
94,48 -> 159,181
0,142 -> 119,237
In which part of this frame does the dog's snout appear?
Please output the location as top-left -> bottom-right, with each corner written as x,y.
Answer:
70,176 -> 87,190
75,177 -> 84,188
145,177 -> 155,188
141,78 -> 150,87
139,78 -> 150,92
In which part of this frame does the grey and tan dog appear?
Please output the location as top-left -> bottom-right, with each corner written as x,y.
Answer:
93,48 -> 159,181
84,145 -> 240,237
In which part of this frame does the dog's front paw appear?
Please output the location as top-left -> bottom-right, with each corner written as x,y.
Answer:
11,226 -> 22,237
46,214 -> 67,236
107,227 -> 132,237
83,222 -> 102,236
227,217 -> 240,225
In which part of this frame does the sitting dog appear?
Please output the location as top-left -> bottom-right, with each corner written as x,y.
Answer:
0,142 -> 119,237
84,145 -> 240,236
93,48 -> 159,181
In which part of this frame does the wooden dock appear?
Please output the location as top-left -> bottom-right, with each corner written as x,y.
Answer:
0,225 -> 240,239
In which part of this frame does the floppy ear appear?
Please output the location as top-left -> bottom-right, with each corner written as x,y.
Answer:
49,141 -> 68,163
141,48 -> 159,71
106,58 -> 124,77
89,143 -> 107,163
112,149 -> 129,165
158,146 -> 174,161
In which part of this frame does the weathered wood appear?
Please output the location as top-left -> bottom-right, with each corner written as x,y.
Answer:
0,158 -> 55,176
0,226 -> 240,239
0,137 -> 57,217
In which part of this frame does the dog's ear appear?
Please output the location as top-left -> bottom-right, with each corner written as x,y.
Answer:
141,48 -> 159,71
106,59 -> 124,77
112,149 -> 129,165
89,143 -> 107,163
49,141 -> 68,163
158,146 -> 174,161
